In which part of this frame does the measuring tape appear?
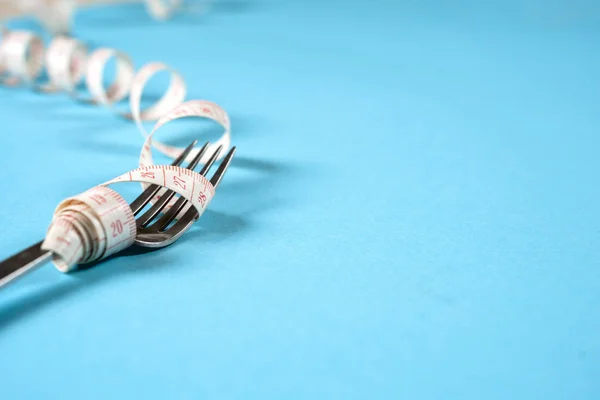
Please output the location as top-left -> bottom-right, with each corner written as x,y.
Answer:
0,25 -> 232,271
5,1 -> 194,35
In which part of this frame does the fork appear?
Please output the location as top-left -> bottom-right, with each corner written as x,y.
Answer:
0,140 -> 236,289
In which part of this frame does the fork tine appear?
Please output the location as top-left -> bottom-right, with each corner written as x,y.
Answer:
209,147 -> 236,188
134,146 -> 238,247
136,142 -> 213,228
151,145 -> 225,231
172,140 -> 200,167
153,195 -> 191,231
185,141 -> 210,171
198,145 -> 224,175
129,140 -> 198,215
160,146 -> 237,230
136,186 -> 178,228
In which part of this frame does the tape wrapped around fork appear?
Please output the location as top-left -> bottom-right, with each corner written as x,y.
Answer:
0,26 -> 231,272
43,187 -> 135,272
41,162 -> 216,272
38,98 -> 221,272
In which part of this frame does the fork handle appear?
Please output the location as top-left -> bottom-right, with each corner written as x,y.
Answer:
0,240 -> 52,289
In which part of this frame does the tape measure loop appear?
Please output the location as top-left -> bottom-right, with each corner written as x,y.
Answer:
85,48 -> 135,106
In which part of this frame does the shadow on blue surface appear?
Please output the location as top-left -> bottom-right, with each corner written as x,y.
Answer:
0,152 -> 294,329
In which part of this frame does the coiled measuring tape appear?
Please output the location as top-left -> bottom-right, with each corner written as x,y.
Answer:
3,0 -> 193,35
0,26 -> 232,272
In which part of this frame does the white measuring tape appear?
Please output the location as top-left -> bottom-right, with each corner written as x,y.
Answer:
0,25 -> 232,272
5,0 -> 195,35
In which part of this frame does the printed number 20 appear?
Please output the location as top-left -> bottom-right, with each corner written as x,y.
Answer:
111,220 -> 123,237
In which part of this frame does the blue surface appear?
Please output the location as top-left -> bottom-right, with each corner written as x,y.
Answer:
0,0 -> 599,398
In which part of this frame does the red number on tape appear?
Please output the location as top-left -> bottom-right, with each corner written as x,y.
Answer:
173,176 -> 187,190
111,220 -> 123,237
90,194 -> 107,205
198,192 -> 207,207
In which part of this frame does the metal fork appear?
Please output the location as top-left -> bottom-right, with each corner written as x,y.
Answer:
0,140 -> 236,289
132,141 -> 233,248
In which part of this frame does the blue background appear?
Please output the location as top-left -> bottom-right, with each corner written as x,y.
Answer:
0,0 -> 599,398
